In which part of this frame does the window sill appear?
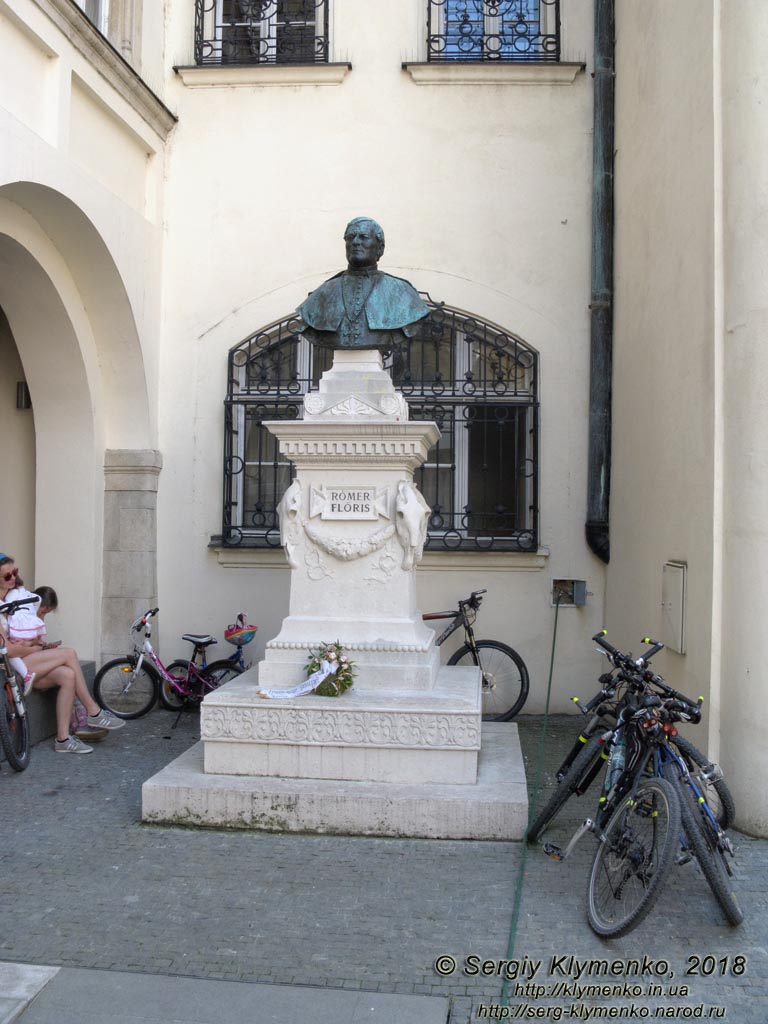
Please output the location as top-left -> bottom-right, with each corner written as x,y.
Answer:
211,542 -> 549,572
174,63 -> 352,88
402,61 -> 585,86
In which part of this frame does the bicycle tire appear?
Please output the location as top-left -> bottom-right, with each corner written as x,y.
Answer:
93,658 -> 158,719
448,640 -> 529,721
528,735 -> 606,842
587,776 -> 680,938
201,659 -> 244,692
669,772 -> 743,926
671,735 -> 735,830
0,678 -> 30,771
159,660 -> 191,711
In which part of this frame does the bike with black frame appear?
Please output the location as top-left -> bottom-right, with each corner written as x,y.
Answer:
422,589 -> 529,721
0,595 -> 39,771
536,640 -> 741,937
527,632 -> 735,841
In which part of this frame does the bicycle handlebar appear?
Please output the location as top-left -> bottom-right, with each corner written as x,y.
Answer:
131,607 -> 160,632
0,596 -> 40,617
590,630 -> 702,719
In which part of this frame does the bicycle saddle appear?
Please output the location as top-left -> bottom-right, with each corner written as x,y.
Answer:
182,634 -> 218,647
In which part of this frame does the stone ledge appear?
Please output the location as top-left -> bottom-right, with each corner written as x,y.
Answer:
402,61 -> 585,86
142,723 -> 528,839
174,63 -> 352,88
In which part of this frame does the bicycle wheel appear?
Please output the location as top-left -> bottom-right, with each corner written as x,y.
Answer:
159,660 -> 190,711
669,772 -> 743,926
587,777 -> 680,938
0,678 -> 30,771
93,658 -> 157,719
201,659 -> 244,692
672,735 -> 735,830
528,736 -> 606,842
448,640 -> 529,721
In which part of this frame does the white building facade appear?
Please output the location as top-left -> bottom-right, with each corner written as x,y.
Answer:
1,0 -> 765,836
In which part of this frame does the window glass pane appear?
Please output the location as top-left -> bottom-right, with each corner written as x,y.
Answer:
411,405 -> 455,525
244,336 -> 299,390
241,406 -> 293,526
444,0 -> 484,58
465,404 -> 528,535
468,335 -> 533,394
390,318 -> 454,389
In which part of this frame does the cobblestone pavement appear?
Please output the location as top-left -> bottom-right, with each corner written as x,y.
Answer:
1,711 -> 765,1023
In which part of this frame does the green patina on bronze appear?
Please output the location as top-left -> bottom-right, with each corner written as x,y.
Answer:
296,217 -> 429,351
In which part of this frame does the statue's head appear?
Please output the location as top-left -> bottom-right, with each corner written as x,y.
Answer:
344,217 -> 385,268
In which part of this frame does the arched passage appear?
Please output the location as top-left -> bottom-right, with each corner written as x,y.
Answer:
0,184 -> 156,658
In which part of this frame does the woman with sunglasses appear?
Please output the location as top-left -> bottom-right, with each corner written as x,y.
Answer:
0,554 -> 124,753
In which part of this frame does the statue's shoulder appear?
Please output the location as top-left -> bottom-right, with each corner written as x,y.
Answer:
367,273 -> 430,330
296,271 -> 346,328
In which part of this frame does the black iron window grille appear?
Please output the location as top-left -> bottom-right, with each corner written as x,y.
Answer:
221,299 -> 539,553
194,0 -> 329,66
427,0 -> 560,62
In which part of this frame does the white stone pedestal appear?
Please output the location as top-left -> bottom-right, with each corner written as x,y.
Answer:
202,666 -> 479,784
142,349 -> 528,838
256,352 -> 441,692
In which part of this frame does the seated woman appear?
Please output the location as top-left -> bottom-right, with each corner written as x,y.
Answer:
0,554 -> 124,754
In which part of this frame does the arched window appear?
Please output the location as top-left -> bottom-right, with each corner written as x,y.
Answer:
220,298 -> 538,552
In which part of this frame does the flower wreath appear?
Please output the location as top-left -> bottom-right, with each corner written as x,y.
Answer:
305,641 -> 355,697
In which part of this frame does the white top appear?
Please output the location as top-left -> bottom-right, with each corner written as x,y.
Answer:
2,587 -> 45,642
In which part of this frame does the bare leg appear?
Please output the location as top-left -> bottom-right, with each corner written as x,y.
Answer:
31,665 -> 76,742
27,647 -> 101,716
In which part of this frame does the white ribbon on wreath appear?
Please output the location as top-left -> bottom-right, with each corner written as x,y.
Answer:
256,659 -> 339,700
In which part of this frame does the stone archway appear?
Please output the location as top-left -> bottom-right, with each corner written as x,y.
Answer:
0,184 -> 158,660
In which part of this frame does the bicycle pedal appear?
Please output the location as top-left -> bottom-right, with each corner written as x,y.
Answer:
676,851 -> 693,866
543,843 -> 564,861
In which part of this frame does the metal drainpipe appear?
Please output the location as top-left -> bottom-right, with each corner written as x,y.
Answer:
585,0 -> 615,564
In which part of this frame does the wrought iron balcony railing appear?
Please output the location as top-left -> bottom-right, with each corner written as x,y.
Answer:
194,1 -> 329,66
427,0 -> 560,63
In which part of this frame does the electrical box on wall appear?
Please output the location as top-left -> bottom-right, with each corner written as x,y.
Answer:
662,561 -> 687,654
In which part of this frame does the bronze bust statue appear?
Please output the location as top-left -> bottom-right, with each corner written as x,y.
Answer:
296,218 -> 430,351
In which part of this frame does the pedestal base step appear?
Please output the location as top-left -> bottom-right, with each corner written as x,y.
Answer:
142,723 -> 528,840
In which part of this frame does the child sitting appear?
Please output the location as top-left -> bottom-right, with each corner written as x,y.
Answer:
2,585 -> 47,695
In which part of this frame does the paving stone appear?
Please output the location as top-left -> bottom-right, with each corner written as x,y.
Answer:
0,711 -> 765,1023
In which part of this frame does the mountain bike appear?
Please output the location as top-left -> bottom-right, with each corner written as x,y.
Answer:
423,589 -> 529,721
93,608 -> 244,719
536,643 -> 741,937
528,632 -> 735,841
0,595 -> 39,771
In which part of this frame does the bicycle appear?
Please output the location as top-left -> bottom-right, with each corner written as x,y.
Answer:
0,595 -> 39,771
422,589 -> 529,721
93,608 -> 245,719
527,632 -> 735,841
159,612 -> 256,712
536,642 -> 741,936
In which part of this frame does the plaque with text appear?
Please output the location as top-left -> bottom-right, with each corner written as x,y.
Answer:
310,485 -> 389,521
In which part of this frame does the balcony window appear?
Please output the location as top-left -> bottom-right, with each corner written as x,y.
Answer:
195,1 -> 329,66
220,300 -> 539,553
427,0 -> 560,62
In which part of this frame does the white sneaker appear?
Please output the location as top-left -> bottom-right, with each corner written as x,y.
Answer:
54,735 -> 93,754
23,672 -> 35,696
87,709 -> 126,730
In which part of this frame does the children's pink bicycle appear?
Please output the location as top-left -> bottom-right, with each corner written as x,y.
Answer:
93,608 -> 255,719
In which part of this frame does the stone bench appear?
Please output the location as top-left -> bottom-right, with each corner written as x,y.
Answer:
0,660 -> 95,765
